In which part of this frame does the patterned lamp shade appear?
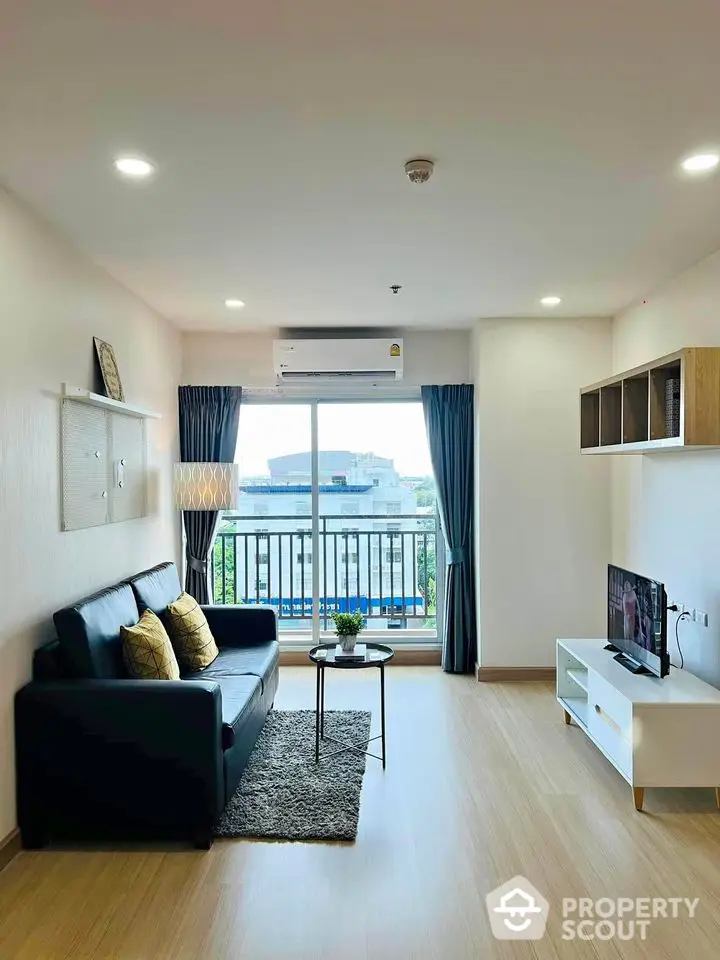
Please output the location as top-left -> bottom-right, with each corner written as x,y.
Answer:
173,462 -> 239,511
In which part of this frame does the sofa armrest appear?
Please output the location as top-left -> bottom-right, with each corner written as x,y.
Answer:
201,604 -> 278,648
15,679 -> 224,844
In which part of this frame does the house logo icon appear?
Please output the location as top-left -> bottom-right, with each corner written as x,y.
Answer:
485,876 -> 549,940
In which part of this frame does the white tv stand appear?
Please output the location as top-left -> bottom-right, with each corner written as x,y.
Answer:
557,639 -> 720,811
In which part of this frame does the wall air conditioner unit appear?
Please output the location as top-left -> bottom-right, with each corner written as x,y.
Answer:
273,338 -> 403,382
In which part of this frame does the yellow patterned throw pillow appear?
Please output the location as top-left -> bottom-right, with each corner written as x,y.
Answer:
164,592 -> 219,672
121,609 -> 180,680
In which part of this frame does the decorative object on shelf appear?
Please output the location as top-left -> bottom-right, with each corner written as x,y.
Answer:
173,462 -> 240,511
665,376 -> 680,438
330,610 -> 365,653
93,337 -> 125,402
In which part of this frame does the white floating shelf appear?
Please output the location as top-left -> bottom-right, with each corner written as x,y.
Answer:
62,384 -> 161,420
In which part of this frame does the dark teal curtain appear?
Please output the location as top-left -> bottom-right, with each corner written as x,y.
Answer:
421,385 -> 476,673
178,386 -> 242,602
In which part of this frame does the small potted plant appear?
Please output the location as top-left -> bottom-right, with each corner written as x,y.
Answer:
330,610 -> 366,653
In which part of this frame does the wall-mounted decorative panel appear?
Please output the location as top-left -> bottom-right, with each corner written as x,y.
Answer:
61,394 -> 152,531
108,413 -> 147,524
61,401 -> 110,531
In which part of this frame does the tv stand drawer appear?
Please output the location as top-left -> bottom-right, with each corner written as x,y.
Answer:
588,672 -> 632,739
589,706 -> 632,780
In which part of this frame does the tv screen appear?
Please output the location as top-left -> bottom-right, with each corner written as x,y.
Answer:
607,565 -> 669,678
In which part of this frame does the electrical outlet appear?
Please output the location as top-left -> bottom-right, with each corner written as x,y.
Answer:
691,608 -> 698,623
697,609 -> 709,628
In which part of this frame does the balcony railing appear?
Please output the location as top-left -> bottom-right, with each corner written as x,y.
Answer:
212,513 -> 441,632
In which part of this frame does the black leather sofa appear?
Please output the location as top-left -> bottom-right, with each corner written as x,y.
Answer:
15,562 -> 279,848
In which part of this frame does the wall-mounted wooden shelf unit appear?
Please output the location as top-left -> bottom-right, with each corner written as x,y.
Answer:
580,348 -> 720,454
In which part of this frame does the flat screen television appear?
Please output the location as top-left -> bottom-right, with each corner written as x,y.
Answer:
607,565 -> 669,678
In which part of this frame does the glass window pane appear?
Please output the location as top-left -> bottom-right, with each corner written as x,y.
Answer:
317,402 -> 438,636
213,404 -> 313,633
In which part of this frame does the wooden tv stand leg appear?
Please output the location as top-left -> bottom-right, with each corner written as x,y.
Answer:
633,787 -> 645,811
563,709 -> 572,725
715,788 -> 720,809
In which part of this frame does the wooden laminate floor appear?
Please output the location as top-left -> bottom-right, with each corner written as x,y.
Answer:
0,667 -> 719,959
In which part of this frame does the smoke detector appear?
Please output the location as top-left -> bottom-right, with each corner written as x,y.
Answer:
404,158 -> 434,184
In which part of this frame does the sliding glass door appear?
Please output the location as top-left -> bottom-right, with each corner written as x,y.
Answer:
212,400 -> 441,645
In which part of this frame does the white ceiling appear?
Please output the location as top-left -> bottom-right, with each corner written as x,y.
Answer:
2,0 -> 720,331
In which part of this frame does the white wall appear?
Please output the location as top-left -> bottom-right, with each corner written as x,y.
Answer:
181,329 -> 472,387
474,318 -> 613,668
0,187 -> 181,840
612,249 -> 720,686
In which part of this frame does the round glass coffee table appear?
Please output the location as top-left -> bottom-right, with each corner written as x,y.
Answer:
308,642 -> 395,768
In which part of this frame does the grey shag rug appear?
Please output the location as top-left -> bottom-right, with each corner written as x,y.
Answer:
214,709 -> 371,842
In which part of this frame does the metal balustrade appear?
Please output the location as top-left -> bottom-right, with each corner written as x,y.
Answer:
212,513 -> 441,631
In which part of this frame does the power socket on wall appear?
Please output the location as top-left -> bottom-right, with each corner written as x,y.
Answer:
693,609 -> 709,628
671,601 -> 709,628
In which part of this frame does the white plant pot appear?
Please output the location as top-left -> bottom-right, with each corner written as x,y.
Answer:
339,634 -> 357,653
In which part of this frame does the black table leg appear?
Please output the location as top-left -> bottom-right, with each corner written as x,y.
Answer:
380,661 -> 386,769
315,662 -> 320,762
320,662 -> 325,739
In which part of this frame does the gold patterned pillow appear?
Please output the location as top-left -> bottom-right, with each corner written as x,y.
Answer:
121,609 -> 180,680
164,592 -> 219,672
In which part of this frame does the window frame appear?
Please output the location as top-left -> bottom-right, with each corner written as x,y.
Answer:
214,393 -> 443,649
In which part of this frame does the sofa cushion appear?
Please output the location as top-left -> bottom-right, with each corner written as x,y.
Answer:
129,562 -> 182,615
121,610 -> 181,680
184,642 -> 279,694
54,583 -> 140,679
183,674 -> 262,751
164,593 -> 219,671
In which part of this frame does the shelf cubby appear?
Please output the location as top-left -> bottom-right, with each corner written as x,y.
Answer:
600,383 -> 622,446
580,391 -> 600,449
623,372 -> 649,443
649,360 -> 681,441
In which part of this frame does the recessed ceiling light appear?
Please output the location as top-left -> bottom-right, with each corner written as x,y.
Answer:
540,296 -> 562,307
680,152 -> 720,174
113,156 -> 156,178
224,299 -> 246,309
